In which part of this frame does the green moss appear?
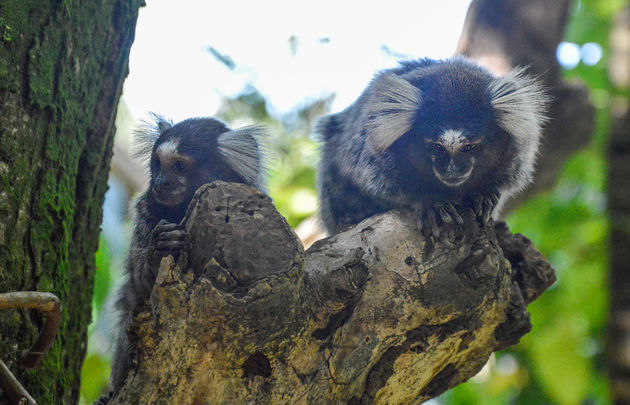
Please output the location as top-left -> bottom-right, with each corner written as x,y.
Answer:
28,35 -> 60,110
0,0 -> 143,402
0,17 -> 13,42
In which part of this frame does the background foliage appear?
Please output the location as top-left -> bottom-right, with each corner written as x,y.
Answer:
80,1 -> 623,403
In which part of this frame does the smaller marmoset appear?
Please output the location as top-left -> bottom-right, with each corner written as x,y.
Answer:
317,57 -> 548,236
106,115 -> 267,397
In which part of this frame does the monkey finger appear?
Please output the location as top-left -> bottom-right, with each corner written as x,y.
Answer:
444,202 -> 464,225
155,240 -> 190,252
155,237 -> 189,247
412,203 -> 425,233
426,209 -> 440,239
464,205 -> 476,221
491,191 -> 500,205
446,228 -> 456,244
153,222 -> 182,234
157,230 -> 190,242
482,198 -> 494,224
434,202 -> 452,224
472,196 -> 484,219
151,223 -> 181,241
415,215 -> 423,233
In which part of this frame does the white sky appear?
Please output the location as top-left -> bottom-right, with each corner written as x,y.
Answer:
122,0 -> 472,122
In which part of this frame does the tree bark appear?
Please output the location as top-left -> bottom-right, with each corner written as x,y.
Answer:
608,9 -> 630,404
0,1 -> 142,403
609,106 -> 630,405
457,0 -> 595,214
109,182 -> 554,405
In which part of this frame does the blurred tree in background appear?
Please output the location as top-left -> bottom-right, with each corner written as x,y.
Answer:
80,1 -> 628,404
446,1 -> 625,404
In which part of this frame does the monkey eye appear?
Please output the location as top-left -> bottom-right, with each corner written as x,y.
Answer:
462,144 -> 478,152
172,160 -> 187,173
431,143 -> 446,154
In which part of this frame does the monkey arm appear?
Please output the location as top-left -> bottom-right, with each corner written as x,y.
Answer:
109,215 -> 191,393
107,181 -> 554,404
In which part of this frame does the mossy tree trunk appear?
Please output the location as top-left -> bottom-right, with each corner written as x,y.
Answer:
0,1 -> 142,403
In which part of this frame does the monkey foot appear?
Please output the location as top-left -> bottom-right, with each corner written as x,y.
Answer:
471,192 -> 500,225
414,201 -> 464,242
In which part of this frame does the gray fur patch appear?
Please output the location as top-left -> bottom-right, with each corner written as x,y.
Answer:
217,125 -> 269,189
489,68 -> 548,196
365,73 -> 422,153
133,113 -> 174,168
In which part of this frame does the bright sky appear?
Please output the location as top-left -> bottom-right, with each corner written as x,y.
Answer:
122,0 -> 472,122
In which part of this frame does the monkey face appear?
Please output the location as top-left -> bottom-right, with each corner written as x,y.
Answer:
426,130 -> 482,188
150,140 -> 195,206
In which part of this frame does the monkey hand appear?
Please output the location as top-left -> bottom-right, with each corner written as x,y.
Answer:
148,219 -> 191,269
413,201 -> 464,241
470,191 -> 500,225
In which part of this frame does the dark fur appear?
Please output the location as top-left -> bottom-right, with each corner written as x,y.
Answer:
108,116 -> 266,394
317,58 -> 547,234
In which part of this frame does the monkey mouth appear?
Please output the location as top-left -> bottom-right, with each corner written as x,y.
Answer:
433,167 -> 473,188
152,187 -> 187,206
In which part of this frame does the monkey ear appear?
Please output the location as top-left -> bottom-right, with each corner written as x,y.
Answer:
133,113 -> 174,168
217,125 -> 269,190
489,68 -> 549,189
364,73 -> 422,153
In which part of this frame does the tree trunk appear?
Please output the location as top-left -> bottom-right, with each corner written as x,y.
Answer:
109,182 -> 555,404
0,1 -> 142,403
608,8 -> 630,404
609,107 -> 630,405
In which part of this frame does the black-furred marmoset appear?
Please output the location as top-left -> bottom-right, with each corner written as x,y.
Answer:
317,57 -> 548,236
106,115 -> 267,397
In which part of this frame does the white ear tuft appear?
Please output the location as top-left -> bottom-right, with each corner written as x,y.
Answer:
217,125 -> 269,190
489,68 -> 549,192
133,113 -> 173,168
365,73 -> 422,153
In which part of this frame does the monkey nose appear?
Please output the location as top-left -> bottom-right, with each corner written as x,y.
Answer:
153,180 -> 170,193
446,161 -> 461,176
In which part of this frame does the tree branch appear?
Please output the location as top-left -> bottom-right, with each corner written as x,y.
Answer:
109,182 -> 554,404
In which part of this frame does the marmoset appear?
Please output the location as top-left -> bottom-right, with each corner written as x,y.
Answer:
317,57 -> 547,236
109,115 -> 267,393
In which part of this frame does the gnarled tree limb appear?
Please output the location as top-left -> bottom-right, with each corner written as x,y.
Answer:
108,182 -> 554,404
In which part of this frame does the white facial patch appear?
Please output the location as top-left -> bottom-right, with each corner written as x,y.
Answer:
156,140 -> 179,161
438,129 -> 465,151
